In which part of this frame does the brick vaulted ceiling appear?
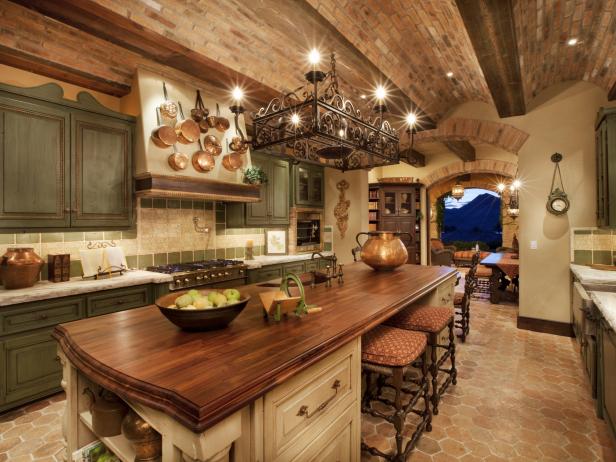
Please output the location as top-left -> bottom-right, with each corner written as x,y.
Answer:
4,0 -> 616,123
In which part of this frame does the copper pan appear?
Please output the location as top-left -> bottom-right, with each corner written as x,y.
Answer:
168,145 -> 188,171
203,134 -> 222,156
214,103 -> 230,133
159,82 -> 178,120
191,89 -> 209,123
175,102 -> 200,144
222,152 -> 243,171
151,108 -> 177,147
192,139 -> 215,173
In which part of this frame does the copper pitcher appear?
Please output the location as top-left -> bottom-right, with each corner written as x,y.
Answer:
0,248 -> 44,289
122,410 -> 162,461
355,231 -> 411,271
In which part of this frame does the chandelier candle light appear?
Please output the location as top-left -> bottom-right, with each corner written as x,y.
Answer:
251,49 -> 400,171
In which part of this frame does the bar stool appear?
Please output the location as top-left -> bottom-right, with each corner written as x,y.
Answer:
385,306 -> 456,415
361,325 -> 432,462
454,265 -> 477,342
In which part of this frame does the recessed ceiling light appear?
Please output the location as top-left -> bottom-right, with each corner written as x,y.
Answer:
446,71 -> 454,78
567,38 -> 578,46
360,94 -> 367,99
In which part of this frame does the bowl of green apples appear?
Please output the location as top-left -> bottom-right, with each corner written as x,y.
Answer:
155,288 -> 250,331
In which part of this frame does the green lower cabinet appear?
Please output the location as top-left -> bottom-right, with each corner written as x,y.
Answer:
86,285 -> 152,317
601,319 -> 616,441
247,265 -> 283,284
305,260 -> 319,272
2,329 -> 62,409
319,258 -> 332,270
283,262 -> 306,275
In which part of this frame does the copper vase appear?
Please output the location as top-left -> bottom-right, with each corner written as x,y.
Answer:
0,248 -> 44,289
121,411 -> 162,462
355,231 -> 411,271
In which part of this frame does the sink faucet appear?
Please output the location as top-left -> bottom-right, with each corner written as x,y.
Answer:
310,252 -> 343,287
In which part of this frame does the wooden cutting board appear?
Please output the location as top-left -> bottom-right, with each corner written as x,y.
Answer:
589,263 -> 616,271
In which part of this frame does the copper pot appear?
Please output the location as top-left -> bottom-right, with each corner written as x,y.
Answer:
355,231 -> 411,271
151,107 -> 177,148
192,139 -> 215,173
159,82 -> 177,120
175,102 -> 200,144
168,145 -> 188,171
0,248 -> 44,289
222,152 -> 243,171
191,89 -> 209,123
121,411 -> 162,462
203,134 -> 222,156
213,103 -> 230,133
229,136 -> 248,153
83,388 -> 128,437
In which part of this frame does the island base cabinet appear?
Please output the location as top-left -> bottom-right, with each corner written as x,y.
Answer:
58,338 -> 361,462
601,320 -> 616,442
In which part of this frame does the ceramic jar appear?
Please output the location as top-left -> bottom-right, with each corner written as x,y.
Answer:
0,248 -> 44,289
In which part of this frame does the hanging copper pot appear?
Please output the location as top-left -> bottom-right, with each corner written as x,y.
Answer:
159,82 -> 177,120
191,89 -> 209,123
192,139 -> 215,173
222,152 -> 243,171
174,102 -> 200,144
168,145 -> 188,171
213,103 -> 230,133
151,108 -> 177,148
203,134 -> 222,156
229,136 -> 243,152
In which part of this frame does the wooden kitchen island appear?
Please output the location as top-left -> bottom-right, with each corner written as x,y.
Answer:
54,263 -> 456,462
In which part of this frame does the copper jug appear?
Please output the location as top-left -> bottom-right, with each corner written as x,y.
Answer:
355,231 -> 411,271
83,388 -> 128,437
122,410 -> 162,462
0,248 -> 44,289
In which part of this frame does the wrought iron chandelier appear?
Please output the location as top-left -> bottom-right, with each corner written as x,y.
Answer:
251,51 -> 400,171
497,179 -> 521,218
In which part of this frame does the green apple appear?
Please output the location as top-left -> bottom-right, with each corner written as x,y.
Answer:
188,289 -> 200,301
223,288 -> 241,302
212,293 -> 228,307
207,291 -> 219,304
193,297 -> 213,309
175,294 -> 193,308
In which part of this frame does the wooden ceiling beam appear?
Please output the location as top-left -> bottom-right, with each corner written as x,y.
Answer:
455,0 -> 526,117
0,45 -> 130,97
9,0 -> 278,104
444,141 -> 476,162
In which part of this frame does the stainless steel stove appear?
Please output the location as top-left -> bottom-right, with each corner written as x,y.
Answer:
147,259 -> 247,291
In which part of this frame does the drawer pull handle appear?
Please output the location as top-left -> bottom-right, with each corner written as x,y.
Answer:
116,299 -> 126,305
38,314 -> 48,320
297,379 -> 341,419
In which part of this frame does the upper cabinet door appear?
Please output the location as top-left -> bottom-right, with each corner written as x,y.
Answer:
246,154 -> 270,225
270,159 -> 289,225
295,165 -> 311,206
309,167 -> 324,207
0,94 -> 70,228
71,111 -> 133,228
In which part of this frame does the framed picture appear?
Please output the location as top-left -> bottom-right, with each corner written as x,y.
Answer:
265,229 -> 288,255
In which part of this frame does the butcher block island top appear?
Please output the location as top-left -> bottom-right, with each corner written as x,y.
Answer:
54,263 -> 455,434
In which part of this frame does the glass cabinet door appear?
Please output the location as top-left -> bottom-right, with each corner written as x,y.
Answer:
398,191 -> 413,216
296,166 -> 310,204
311,170 -> 323,205
382,191 -> 397,216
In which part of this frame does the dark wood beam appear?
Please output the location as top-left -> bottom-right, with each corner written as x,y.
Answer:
455,0 -> 526,117
609,81 -> 616,101
400,148 -> 426,167
10,0 -> 277,105
0,45 -> 130,96
444,140 -> 475,162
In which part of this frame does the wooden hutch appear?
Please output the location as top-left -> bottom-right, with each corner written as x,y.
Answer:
368,181 -> 423,264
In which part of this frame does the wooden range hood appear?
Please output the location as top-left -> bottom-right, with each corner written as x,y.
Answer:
134,173 -> 261,203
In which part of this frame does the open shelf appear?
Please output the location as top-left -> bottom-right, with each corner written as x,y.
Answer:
79,411 -> 135,462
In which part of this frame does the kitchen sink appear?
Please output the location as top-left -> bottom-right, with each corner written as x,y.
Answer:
257,271 -> 330,288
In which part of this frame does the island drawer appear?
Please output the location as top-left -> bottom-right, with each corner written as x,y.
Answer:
283,262 -> 306,275
248,265 -> 283,284
86,285 -> 152,317
263,338 -> 360,461
1,297 -> 84,335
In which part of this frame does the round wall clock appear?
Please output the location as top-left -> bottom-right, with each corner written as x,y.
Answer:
547,153 -> 569,215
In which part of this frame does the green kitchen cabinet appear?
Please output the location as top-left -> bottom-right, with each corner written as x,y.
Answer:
0,82 -> 135,231
227,152 -> 289,227
247,265 -> 283,284
3,329 -> 62,407
0,92 -> 71,228
292,163 -> 324,208
600,318 -> 616,441
283,261 -> 306,275
71,110 -> 133,228
596,107 -> 616,228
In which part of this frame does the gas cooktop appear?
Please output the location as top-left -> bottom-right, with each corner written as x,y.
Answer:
147,259 -> 247,290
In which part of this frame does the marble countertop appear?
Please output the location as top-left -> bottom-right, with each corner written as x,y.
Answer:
242,252 -> 334,269
0,270 -> 173,307
590,291 -> 616,333
570,263 -> 616,286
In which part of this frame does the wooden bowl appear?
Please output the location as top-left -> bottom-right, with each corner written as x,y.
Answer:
155,290 -> 250,331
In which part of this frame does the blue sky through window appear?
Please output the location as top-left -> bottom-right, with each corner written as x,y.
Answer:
445,188 -> 499,209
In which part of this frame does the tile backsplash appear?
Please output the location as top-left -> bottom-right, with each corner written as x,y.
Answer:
0,198 -> 266,280
572,228 -> 616,265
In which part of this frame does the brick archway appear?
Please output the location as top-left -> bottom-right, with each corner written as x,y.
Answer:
423,159 -> 517,188
415,118 -> 530,154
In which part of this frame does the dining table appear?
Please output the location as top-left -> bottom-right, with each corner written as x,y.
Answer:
480,252 -> 519,303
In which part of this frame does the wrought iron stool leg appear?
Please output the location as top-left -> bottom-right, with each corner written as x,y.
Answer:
430,332 -> 439,415
422,350 -> 432,432
449,318 -> 457,385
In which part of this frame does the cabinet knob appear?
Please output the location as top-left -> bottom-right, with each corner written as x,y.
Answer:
64,208 -> 71,213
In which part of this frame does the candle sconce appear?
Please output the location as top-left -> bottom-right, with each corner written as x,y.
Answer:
192,217 -> 210,234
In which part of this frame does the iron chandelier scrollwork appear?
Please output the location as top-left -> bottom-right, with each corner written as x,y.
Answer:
251,53 -> 400,171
